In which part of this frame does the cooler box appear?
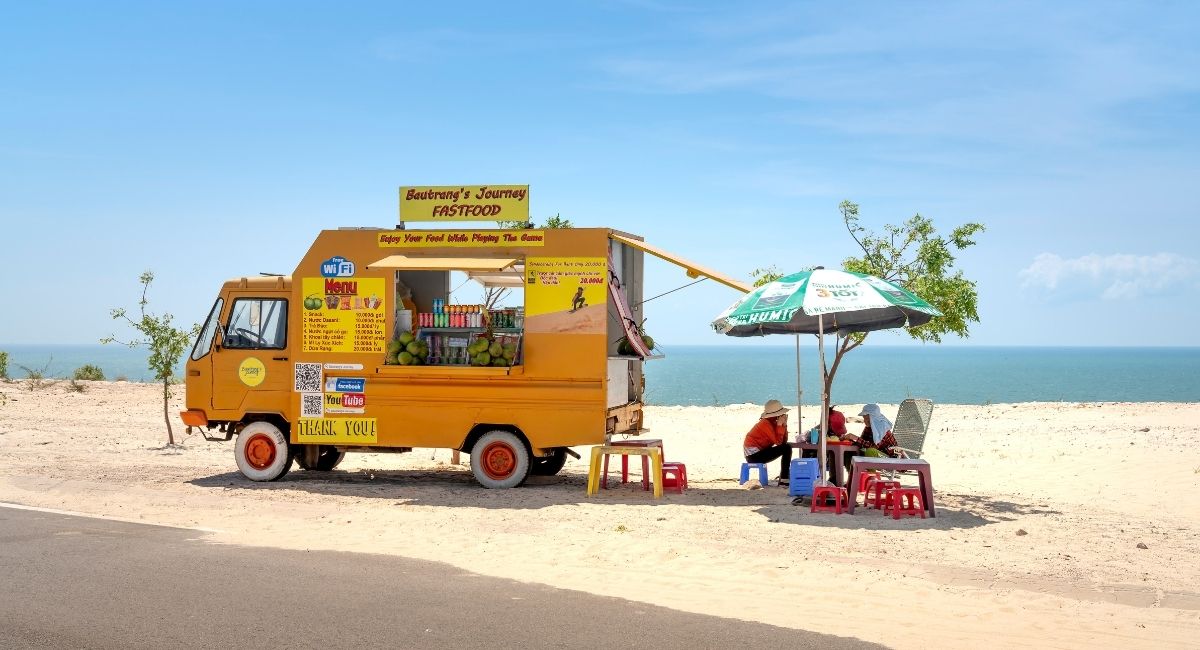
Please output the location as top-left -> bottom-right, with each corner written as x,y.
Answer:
788,458 -> 819,497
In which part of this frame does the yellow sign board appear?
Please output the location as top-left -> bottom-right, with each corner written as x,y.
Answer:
300,277 -> 387,353
400,185 -> 529,222
296,418 -> 378,444
524,257 -> 607,334
377,230 -> 545,248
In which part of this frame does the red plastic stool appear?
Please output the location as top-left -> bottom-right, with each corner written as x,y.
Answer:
661,462 -> 687,494
886,487 -> 926,519
865,479 -> 900,509
810,485 -> 848,514
857,471 -> 880,505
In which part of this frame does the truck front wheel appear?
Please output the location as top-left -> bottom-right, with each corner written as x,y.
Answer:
235,422 -> 294,482
471,430 -> 530,489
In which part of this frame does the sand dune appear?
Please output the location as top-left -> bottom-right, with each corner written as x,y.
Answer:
1,381 -> 1197,648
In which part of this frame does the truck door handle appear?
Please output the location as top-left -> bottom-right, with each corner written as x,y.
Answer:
188,370 -> 200,377
272,357 -> 289,361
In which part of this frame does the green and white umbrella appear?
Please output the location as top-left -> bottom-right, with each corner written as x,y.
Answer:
712,268 -> 940,337
712,268 -> 941,488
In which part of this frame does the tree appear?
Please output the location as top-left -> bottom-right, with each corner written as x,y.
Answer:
495,212 -> 573,230
824,200 -> 983,396
751,201 -> 984,400
103,271 -> 200,446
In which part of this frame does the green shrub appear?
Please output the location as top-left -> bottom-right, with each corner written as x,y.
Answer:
73,364 -> 106,381
0,350 -> 8,379
67,379 -> 87,393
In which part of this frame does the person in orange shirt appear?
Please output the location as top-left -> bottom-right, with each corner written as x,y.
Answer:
743,399 -> 793,486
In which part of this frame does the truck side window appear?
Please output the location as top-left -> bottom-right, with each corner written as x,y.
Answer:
190,298 -> 225,361
224,298 -> 288,349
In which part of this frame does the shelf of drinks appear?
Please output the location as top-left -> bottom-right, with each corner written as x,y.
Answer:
416,327 -> 523,334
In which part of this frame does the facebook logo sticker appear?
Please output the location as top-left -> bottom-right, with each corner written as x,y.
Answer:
320,256 -> 356,278
324,377 -> 366,393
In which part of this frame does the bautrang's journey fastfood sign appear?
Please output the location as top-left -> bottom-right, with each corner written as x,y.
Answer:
400,185 -> 529,222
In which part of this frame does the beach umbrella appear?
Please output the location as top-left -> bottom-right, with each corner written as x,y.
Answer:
711,268 -> 941,486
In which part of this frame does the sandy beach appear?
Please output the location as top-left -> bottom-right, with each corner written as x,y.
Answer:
1,381 -> 1197,648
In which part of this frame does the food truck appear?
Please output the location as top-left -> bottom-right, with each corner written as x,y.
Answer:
181,204 -> 749,488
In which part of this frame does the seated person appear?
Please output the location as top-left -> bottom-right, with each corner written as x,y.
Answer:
838,403 -> 899,458
743,399 -> 793,486
800,404 -> 848,484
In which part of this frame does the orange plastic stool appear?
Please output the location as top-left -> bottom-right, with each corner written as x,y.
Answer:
811,485 -> 848,514
886,487 -> 926,519
661,462 -> 687,493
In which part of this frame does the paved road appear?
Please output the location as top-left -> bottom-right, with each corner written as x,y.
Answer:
0,506 -> 882,649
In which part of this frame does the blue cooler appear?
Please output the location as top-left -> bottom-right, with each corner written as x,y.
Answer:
788,458 -> 818,497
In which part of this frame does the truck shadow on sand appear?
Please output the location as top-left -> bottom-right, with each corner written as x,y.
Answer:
188,468 -> 1057,531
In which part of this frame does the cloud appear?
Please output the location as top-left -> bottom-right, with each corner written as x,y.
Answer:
1019,252 -> 1200,300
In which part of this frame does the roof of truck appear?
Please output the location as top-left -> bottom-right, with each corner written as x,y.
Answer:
221,276 -> 292,291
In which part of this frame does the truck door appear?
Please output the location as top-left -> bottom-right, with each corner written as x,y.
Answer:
212,295 -> 292,411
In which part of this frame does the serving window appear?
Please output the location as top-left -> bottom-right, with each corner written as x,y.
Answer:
367,255 -> 525,368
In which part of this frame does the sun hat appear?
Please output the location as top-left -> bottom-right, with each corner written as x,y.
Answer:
760,399 -> 790,419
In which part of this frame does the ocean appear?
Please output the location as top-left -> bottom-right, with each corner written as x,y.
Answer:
2,343 -> 1198,405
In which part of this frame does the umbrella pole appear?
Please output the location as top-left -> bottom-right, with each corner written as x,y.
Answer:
818,314 -> 829,486
795,334 -> 802,431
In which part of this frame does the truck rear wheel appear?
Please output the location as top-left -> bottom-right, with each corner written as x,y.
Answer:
296,445 -> 346,471
235,421 -> 294,482
530,448 -> 568,476
471,430 -> 530,489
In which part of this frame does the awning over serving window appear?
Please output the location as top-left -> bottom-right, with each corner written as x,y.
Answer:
608,233 -> 752,293
367,256 -> 520,272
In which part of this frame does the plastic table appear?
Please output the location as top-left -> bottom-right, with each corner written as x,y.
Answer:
790,442 -> 860,487
846,457 -> 936,517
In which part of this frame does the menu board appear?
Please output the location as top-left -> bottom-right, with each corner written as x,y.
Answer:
301,277 -> 387,353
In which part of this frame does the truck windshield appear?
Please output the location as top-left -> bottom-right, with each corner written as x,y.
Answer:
224,298 -> 288,349
190,298 -> 224,361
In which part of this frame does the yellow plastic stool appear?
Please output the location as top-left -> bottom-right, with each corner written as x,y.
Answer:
587,445 -> 663,499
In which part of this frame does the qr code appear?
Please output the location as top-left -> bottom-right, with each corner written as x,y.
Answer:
294,363 -> 322,392
300,392 -> 323,418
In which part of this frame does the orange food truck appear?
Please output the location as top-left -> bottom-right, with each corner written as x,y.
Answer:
181,190 -> 749,488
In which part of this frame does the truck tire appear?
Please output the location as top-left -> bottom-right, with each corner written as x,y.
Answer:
530,448 -> 568,476
470,430 -> 530,489
235,421 -> 294,481
296,445 -> 346,471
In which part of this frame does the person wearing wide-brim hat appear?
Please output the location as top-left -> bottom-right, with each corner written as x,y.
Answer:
743,399 -> 793,486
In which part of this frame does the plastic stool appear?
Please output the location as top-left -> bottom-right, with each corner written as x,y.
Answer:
811,485 -> 848,514
602,440 -> 664,491
739,462 -> 769,486
887,487 -> 926,519
866,479 -> 900,509
661,462 -> 687,493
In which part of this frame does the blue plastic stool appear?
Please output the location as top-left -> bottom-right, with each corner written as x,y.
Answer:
739,462 -> 769,485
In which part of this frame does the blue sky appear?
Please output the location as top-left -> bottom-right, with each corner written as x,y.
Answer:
2,1 -> 1197,346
